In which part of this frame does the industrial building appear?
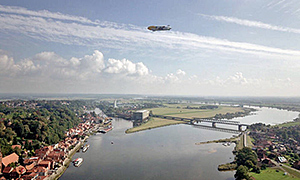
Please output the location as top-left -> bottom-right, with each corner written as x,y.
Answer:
133,110 -> 149,121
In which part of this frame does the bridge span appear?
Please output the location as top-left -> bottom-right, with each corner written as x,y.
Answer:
151,115 -> 248,131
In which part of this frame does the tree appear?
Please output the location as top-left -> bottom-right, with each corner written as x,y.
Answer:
252,166 -> 261,173
236,147 -> 258,168
235,165 -> 250,180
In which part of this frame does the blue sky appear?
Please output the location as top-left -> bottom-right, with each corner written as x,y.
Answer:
1,0 -> 300,96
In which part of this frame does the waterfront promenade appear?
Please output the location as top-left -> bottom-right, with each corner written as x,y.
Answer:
46,136 -> 87,180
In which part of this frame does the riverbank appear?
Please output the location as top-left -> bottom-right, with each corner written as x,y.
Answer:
47,136 -> 88,180
196,132 -> 255,172
195,136 -> 239,145
125,117 -> 186,133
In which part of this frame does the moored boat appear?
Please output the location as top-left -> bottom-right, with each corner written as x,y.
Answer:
82,144 -> 89,152
99,125 -> 113,134
73,157 -> 83,167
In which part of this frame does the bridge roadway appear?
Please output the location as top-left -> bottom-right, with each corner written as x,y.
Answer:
151,115 -> 248,131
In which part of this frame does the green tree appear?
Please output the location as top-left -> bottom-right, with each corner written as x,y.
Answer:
235,165 -> 250,180
236,147 -> 258,168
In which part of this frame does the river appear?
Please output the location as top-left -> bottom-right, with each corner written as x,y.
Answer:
60,107 -> 299,180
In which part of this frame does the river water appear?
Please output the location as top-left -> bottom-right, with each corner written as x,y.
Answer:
60,107 -> 299,180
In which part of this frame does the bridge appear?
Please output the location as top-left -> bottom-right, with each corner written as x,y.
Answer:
192,124 -> 241,134
151,115 -> 248,131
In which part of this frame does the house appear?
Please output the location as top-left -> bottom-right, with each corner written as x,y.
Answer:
11,145 -> 22,150
2,153 -> 19,167
278,156 -> 288,163
262,158 -> 274,167
35,166 -> 48,176
15,165 -> 26,175
20,172 -> 38,180
38,160 -> 51,169
257,149 -> 267,161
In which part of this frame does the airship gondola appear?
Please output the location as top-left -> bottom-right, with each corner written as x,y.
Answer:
147,25 -> 171,31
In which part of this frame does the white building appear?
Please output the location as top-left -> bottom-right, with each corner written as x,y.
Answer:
133,110 -> 149,121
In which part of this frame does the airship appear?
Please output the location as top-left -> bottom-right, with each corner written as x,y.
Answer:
147,25 -> 171,31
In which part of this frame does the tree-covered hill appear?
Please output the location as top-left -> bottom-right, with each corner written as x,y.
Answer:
0,100 -> 95,156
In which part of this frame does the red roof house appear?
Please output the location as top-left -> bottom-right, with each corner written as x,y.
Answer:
2,153 -> 19,167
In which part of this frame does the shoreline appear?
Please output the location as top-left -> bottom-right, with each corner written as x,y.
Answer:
125,118 -> 187,133
195,136 -> 240,146
47,136 -> 88,180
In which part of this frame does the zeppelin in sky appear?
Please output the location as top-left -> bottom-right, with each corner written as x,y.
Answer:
147,25 -> 171,31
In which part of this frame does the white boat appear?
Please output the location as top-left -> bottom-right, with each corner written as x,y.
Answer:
82,144 -> 89,152
73,158 -> 83,167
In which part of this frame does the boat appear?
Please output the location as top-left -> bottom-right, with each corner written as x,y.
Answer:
104,125 -> 113,133
82,144 -> 89,152
99,125 -> 113,134
73,158 -> 83,167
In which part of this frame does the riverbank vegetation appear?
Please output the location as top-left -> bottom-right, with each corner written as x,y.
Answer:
218,162 -> 237,171
233,147 -> 260,180
195,136 -> 239,145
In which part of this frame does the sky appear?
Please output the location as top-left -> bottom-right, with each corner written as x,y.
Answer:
1,0 -> 300,96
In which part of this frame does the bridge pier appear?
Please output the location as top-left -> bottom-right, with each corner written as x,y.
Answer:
238,125 -> 243,131
212,122 -> 217,128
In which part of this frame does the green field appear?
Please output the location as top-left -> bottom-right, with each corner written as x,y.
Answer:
125,117 -> 185,133
276,121 -> 300,128
148,104 -> 245,119
250,168 -> 300,180
126,104 -> 247,134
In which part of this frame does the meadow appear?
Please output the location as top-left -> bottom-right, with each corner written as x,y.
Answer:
148,104 -> 245,119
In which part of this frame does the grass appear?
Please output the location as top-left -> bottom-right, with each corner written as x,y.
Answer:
125,117 -> 186,133
148,105 -> 245,119
276,121 -> 300,128
250,167 -> 299,180
281,165 -> 300,179
246,133 -> 254,147
126,104 -> 246,134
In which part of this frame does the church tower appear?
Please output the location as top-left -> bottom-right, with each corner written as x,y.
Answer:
114,100 -> 117,108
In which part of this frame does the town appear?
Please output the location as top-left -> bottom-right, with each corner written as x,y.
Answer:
0,100 -> 112,180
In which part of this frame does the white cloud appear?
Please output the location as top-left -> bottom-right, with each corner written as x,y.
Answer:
165,73 -> 180,83
201,14 -> 300,34
1,6 -> 300,59
0,5 -> 97,25
0,54 -> 15,71
105,58 -> 149,76
176,69 -> 186,76
80,50 -> 105,73
0,50 -> 148,80
227,72 -> 248,85
1,49 -> 299,95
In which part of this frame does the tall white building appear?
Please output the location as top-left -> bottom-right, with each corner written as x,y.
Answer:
133,110 -> 149,120
114,100 -> 117,108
